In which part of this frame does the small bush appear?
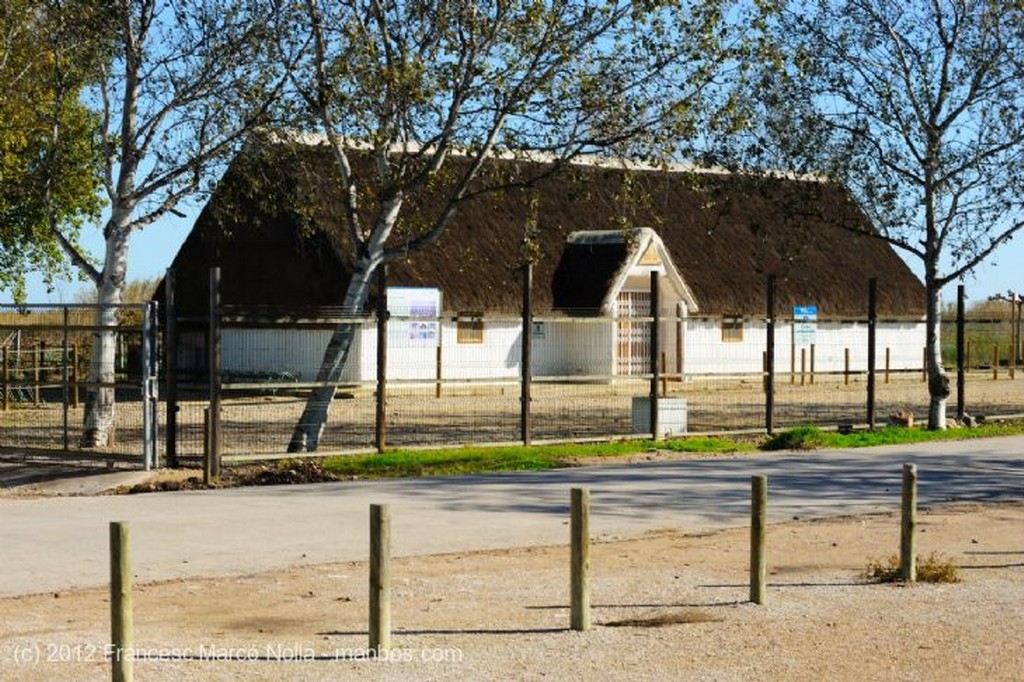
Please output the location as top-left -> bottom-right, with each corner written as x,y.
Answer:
761,426 -> 829,451
863,552 -> 961,584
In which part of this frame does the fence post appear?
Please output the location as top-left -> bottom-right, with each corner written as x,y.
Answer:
63,308 -> 70,449
34,341 -> 41,405
750,475 -> 768,605
369,504 -> 392,655
570,487 -> 591,631
165,269 -> 179,468
867,279 -> 877,429
3,346 -> 8,411
70,343 -> 79,408
110,521 -> 134,682
992,345 -> 999,380
375,266 -> 388,453
844,348 -> 850,385
649,272 -> 660,440
208,267 -> 221,480
923,347 -> 928,382
521,263 -> 533,446
900,464 -> 917,582
800,347 -> 806,386
956,285 -> 965,421
885,347 -> 891,384
765,275 -> 776,435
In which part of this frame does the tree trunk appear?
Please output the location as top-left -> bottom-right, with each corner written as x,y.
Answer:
925,279 -> 950,430
81,224 -> 131,447
287,256 -> 378,452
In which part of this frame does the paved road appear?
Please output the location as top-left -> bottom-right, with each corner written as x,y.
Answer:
1,437 -> 1022,597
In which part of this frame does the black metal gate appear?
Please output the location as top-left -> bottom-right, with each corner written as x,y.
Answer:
0,303 -> 159,468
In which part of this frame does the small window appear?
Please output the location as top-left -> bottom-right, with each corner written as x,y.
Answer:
457,312 -> 484,344
721,316 -> 744,342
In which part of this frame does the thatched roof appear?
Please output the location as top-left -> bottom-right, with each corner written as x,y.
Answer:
162,140 -> 925,319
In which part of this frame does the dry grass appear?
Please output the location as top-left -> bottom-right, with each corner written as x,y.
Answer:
863,552 -> 962,584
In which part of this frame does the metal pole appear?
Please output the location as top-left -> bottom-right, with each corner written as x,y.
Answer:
649,272 -> 660,440
375,266 -> 388,453
520,264 -> 533,446
956,284 -> 965,421
208,267 -> 221,479
867,279 -> 877,429
165,270 -> 179,467
765,275 -> 776,435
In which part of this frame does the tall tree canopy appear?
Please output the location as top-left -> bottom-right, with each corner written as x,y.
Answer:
0,0 -> 107,301
742,0 -> 1024,428
279,0 -> 755,451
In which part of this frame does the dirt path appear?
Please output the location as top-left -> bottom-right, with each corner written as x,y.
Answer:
2,502 -> 1022,681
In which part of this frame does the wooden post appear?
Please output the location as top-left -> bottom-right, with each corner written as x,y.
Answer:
369,504 -> 392,655
800,347 -> 806,386
992,344 -> 999,380
110,521 -> 134,682
844,347 -> 850,385
202,407 -> 213,486
884,347 -> 891,384
900,464 -> 917,582
570,487 -> 591,631
750,475 -> 768,605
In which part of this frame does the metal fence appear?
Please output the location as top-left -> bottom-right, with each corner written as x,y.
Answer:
160,272 -> 1024,465
0,303 -> 160,466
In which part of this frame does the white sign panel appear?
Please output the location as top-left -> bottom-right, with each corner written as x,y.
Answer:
793,305 -> 817,346
388,287 -> 441,348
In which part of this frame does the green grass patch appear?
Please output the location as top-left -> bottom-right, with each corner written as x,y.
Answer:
321,437 -> 754,479
764,420 -> 1024,451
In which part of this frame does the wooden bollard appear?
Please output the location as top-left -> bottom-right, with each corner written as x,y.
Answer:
750,475 -> 768,604
110,521 -> 133,682
900,464 -> 917,582
369,504 -> 392,655
570,487 -> 591,631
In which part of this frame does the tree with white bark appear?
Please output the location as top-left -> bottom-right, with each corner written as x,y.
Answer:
741,0 -> 1024,429
43,0 -> 293,447
281,0 -> 753,451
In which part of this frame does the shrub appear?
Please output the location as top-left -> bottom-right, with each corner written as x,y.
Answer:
863,552 -> 961,584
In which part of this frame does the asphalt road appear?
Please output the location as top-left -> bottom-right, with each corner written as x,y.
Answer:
1,437 -> 1022,597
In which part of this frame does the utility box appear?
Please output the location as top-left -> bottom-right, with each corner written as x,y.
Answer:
632,396 -> 688,437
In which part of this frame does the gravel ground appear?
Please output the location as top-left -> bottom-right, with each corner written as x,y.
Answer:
1,502 -> 1022,681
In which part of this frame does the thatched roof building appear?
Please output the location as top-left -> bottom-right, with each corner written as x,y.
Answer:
162,140 -> 925,319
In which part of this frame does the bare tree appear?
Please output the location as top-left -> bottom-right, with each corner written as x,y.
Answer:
746,0 -> 1024,429
46,0 -> 295,446
281,0 -> 753,451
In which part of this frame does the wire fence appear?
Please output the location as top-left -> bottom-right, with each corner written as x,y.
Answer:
162,277 -> 1024,463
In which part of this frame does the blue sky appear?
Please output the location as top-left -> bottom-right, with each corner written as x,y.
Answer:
8,202 -> 1021,309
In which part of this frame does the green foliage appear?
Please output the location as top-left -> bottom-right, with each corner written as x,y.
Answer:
762,426 -> 830,450
863,552 -> 961,584
0,0 -> 108,301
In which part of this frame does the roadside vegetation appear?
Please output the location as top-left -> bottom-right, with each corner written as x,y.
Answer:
121,419 -> 1024,493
